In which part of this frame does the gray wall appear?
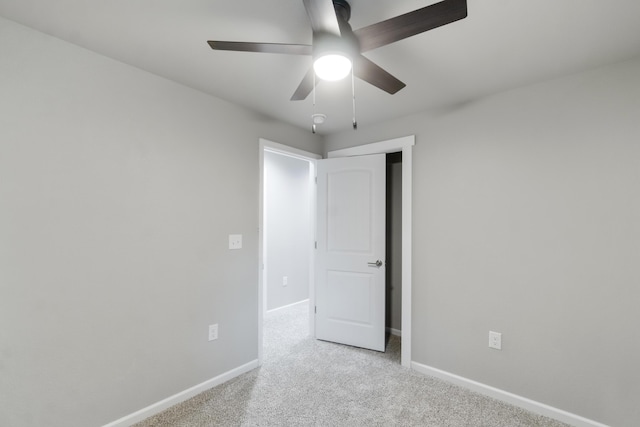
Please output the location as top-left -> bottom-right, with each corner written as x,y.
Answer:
264,151 -> 311,311
0,17 -> 320,427
3,12 -> 639,427
326,57 -> 640,427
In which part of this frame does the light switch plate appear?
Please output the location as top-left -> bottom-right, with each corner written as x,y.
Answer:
229,234 -> 242,250
208,324 -> 218,341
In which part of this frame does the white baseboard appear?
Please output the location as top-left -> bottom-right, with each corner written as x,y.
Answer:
386,327 -> 402,337
410,362 -> 608,427
103,359 -> 259,427
266,298 -> 309,314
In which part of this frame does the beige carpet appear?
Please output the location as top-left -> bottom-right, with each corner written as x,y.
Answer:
135,301 -> 569,426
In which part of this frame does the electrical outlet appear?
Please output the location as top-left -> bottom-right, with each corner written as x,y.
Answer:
208,324 -> 218,341
489,331 -> 502,350
282,276 -> 288,287
228,234 -> 242,250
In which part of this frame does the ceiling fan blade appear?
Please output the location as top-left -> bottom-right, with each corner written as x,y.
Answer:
354,0 -> 467,52
290,67 -> 317,101
303,0 -> 341,36
354,55 -> 406,95
207,41 -> 312,55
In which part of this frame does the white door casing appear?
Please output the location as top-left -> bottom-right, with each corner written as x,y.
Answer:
315,153 -> 386,352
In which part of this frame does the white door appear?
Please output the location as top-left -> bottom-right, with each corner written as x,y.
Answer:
315,153 -> 386,352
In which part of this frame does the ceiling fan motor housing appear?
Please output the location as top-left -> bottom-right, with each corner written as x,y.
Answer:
313,32 -> 358,61
313,1 -> 358,62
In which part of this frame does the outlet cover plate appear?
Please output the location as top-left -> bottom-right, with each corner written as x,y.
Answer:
489,331 -> 502,350
229,234 -> 242,250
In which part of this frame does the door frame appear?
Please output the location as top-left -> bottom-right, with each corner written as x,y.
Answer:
258,138 -> 321,366
327,135 -> 414,368
258,135 -> 414,368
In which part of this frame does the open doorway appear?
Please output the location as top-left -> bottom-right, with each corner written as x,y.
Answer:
259,136 -> 414,367
258,139 -> 320,364
326,136 -> 414,367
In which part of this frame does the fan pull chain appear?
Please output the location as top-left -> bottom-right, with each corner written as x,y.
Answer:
351,68 -> 357,130
311,71 -> 317,134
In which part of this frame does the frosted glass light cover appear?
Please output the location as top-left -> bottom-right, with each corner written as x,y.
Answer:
314,54 -> 352,81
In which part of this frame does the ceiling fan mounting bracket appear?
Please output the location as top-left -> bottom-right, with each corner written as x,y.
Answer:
333,0 -> 351,23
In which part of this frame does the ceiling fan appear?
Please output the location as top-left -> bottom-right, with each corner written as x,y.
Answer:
207,0 -> 468,101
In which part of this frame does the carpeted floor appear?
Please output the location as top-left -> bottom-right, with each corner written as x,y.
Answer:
135,301 -> 569,426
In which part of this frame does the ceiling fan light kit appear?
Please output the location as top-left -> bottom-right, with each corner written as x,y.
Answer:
313,54 -> 351,81
312,32 -> 357,81
207,0 -> 468,129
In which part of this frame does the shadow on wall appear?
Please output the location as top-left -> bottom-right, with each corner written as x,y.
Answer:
385,152 -> 402,334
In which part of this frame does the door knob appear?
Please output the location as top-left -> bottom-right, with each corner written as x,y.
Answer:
367,260 -> 383,267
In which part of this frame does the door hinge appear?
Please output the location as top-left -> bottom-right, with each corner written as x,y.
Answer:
314,241 -> 317,249
315,306 -> 317,314
315,176 -> 317,184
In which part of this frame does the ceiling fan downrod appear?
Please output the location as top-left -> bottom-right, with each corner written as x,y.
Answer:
332,0 -> 351,23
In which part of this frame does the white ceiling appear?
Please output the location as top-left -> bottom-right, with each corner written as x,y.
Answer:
2,0 -> 640,134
